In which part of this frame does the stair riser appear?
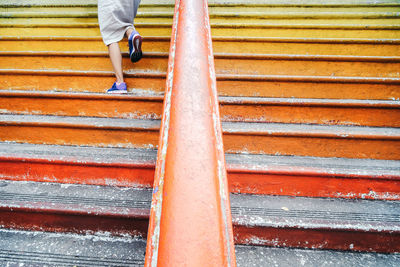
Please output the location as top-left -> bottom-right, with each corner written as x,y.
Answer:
2,96 -> 398,127
0,125 -> 159,148
224,135 -> 400,160
214,58 -> 400,78
2,74 -> 399,100
3,55 -> 399,78
1,56 -> 168,73
229,171 -> 400,200
220,104 -> 400,127
1,160 -> 398,200
0,160 -> 154,187
0,74 -> 166,94
0,96 -> 163,120
233,225 -> 400,253
0,40 -> 171,53
2,40 -> 399,57
217,80 -> 400,100
0,209 -> 148,238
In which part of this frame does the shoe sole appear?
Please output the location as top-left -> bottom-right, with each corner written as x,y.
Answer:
107,90 -> 127,94
130,34 -> 143,63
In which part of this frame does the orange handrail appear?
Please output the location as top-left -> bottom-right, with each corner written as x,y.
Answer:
144,0 -> 236,266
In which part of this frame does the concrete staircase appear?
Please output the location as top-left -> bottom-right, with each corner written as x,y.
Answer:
0,0 -> 399,266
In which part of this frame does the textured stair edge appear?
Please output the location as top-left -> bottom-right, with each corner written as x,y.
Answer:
0,89 -> 165,100
0,228 -> 146,267
0,114 -> 160,130
230,194 -> 400,232
235,245 -> 400,267
0,179 -> 152,218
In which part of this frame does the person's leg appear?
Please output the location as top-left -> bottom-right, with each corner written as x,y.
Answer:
108,42 -> 124,84
106,42 -> 127,93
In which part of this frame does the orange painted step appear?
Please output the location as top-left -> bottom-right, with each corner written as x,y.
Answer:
1,70 -> 399,100
216,77 -> 400,100
0,71 -> 166,94
0,91 -> 163,120
1,115 -> 399,159
0,53 -> 168,73
2,91 -> 400,127
222,121 -> 400,160
1,142 -> 399,200
0,114 -> 159,148
2,52 -> 399,79
220,96 -> 400,127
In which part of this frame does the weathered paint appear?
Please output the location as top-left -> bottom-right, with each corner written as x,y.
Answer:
233,225 -> 400,253
145,0 -> 235,266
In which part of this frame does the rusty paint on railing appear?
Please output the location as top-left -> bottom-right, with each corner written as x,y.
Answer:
144,0 -> 236,266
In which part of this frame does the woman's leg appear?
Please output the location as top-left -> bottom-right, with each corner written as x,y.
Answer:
108,42 -> 124,84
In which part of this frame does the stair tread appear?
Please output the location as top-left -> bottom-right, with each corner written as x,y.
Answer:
0,228 -> 145,267
235,245 -> 400,267
224,121 -> 400,137
0,114 -> 160,129
1,179 -> 399,232
231,194 -> 400,231
0,180 -> 151,217
220,96 -> 400,107
1,142 -> 398,177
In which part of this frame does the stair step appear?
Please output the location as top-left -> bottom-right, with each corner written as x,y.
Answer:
0,69 -> 166,94
223,121 -> 400,160
0,142 -> 156,186
1,69 -> 398,100
0,52 -> 168,73
1,230 -> 399,267
0,114 -> 160,148
0,228 -> 146,266
235,245 -> 400,267
231,194 -> 400,252
2,36 -> 399,57
226,153 -> 400,200
1,179 -> 398,253
0,180 -> 151,236
220,96 -> 400,127
1,142 -> 399,199
2,114 -> 399,158
3,91 -> 398,127
0,90 -> 163,119
6,51 -> 399,80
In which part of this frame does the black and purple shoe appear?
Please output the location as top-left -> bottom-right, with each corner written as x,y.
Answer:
107,82 -> 127,94
128,30 -> 143,63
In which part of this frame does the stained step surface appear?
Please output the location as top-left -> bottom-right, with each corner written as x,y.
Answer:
231,193 -> 400,252
0,229 -> 146,267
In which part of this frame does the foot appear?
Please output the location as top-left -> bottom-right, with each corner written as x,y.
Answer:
107,82 -> 127,94
128,30 -> 143,63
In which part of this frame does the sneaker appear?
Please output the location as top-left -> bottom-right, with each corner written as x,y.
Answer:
128,30 -> 143,63
107,82 -> 127,94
